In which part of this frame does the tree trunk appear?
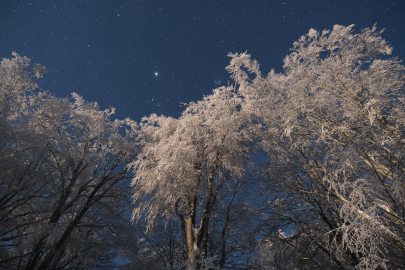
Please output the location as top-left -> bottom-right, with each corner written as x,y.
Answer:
186,196 -> 198,267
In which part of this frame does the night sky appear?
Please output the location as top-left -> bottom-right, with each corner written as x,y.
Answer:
1,0 -> 404,120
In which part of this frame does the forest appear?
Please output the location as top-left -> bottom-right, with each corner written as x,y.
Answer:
1,24 -> 404,270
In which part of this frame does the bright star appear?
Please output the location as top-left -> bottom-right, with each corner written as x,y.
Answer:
155,72 -> 158,76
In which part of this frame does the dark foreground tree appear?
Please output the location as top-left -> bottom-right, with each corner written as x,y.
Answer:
0,53 -> 139,269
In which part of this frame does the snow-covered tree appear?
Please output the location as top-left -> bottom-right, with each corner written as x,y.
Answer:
227,24 -> 405,269
131,85 -> 260,267
0,53 -> 140,269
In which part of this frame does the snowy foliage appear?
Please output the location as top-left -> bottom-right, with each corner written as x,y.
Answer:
130,84 -> 260,266
131,86 -> 255,223
230,24 -> 405,269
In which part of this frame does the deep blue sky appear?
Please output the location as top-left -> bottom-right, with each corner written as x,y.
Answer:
1,0 -> 404,120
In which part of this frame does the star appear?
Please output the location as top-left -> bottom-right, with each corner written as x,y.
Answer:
155,72 -> 158,76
